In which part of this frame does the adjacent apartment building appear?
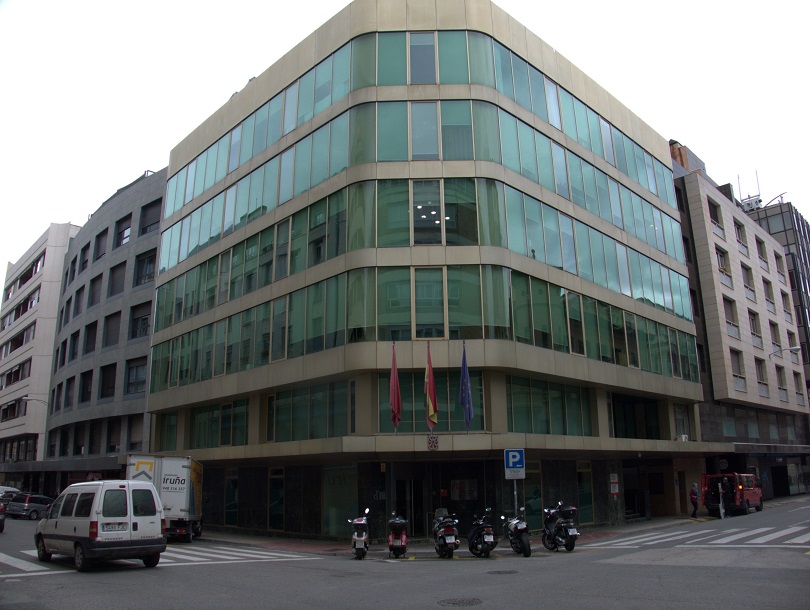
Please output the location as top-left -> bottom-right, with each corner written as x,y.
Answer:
40,170 -> 165,497
671,142 -> 809,499
746,198 -> 810,394
147,0 -> 712,537
0,223 -> 80,492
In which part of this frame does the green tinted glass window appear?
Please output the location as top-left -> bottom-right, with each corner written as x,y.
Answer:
311,125 -> 330,186
263,157 -> 279,213
482,265 -> 511,340
415,268 -> 444,338
531,278 -> 551,349
444,178 -> 477,246
413,180 -> 441,244
377,102 -> 408,162
267,95 -> 283,148
552,143 -> 569,199
468,31 -> 494,87
498,111 -> 520,174
441,100 -> 473,160
472,101 -> 500,163
347,268 -> 375,342
297,70 -> 315,127
377,267 -> 411,342
518,121 -> 537,182
476,178 -> 506,247
549,286 -> 569,353
493,41 -> 514,100
290,209 -> 307,275
306,283 -> 325,354
347,181 -> 375,251
293,135 -> 312,197
512,272 -> 532,344
378,32 -> 406,86
505,187 -> 526,256
349,104 -> 376,166
314,56 -> 333,116
351,34 -> 376,90
330,112 -> 349,176
542,204 -> 562,269
377,179 -> 410,247
589,229 -> 607,288
535,132 -> 555,192
438,31 -> 469,84
525,195 -> 544,263
411,102 -> 439,160
447,265 -> 482,340
575,221 -> 593,283
325,274 -> 346,348
332,43 -> 350,101
582,296 -> 600,360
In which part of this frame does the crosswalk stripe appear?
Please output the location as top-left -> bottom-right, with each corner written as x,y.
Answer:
610,530 -> 692,546
708,528 -> 773,544
787,532 -> 810,544
0,552 -> 49,572
745,526 -> 806,544
161,551 -> 213,561
209,546 -> 304,558
641,530 -> 716,545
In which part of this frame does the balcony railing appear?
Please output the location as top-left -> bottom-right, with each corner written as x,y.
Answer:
758,381 -> 770,397
744,284 -> 757,301
712,221 -> 726,239
751,333 -> 763,349
759,256 -> 769,271
778,387 -> 788,402
720,270 -> 733,288
737,241 -> 749,257
766,298 -> 776,314
733,374 -> 747,392
726,321 -> 740,339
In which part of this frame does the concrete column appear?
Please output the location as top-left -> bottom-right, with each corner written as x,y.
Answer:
594,389 -> 611,438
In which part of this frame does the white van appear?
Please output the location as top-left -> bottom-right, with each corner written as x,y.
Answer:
34,480 -> 166,571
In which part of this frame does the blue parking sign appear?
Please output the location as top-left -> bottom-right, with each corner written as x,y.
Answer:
504,449 -> 525,480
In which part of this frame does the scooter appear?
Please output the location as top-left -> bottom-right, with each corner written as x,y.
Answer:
432,509 -> 459,559
387,512 -> 408,558
502,507 -> 532,557
541,501 -> 579,552
348,508 -> 370,559
468,508 -> 498,558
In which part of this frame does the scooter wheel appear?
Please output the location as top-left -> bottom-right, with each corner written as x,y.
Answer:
541,532 -> 557,552
564,539 -> 576,552
520,533 -> 532,557
392,549 -> 404,558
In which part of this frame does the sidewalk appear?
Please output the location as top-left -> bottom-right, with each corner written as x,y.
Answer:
196,494 -> 808,558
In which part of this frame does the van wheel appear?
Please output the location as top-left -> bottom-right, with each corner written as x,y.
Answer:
143,554 -> 160,568
755,499 -> 764,512
74,544 -> 92,572
742,500 -> 749,515
36,536 -> 51,562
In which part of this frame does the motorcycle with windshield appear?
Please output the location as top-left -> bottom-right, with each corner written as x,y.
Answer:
432,508 -> 459,558
348,508 -> 370,559
541,501 -> 579,552
502,506 -> 532,557
467,508 -> 498,558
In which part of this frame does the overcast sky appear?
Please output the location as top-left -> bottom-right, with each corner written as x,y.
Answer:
1,0 -> 806,286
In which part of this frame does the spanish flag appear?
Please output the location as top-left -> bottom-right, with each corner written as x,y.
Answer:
424,343 -> 438,430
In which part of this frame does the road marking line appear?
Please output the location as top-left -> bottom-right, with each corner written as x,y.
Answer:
0,552 -> 49,572
709,528 -> 772,544
641,530 -> 716,545
745,527 -> 806,544
679,544 -> 810,549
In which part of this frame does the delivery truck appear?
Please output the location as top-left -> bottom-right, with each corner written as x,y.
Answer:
127,455 -> 203,543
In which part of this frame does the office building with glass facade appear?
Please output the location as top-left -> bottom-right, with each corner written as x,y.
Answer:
150,0 -> 706,535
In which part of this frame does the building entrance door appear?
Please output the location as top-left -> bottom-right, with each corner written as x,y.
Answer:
390,463 -> 427,537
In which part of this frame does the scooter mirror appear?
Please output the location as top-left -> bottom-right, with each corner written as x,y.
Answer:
364,507 -> 370,515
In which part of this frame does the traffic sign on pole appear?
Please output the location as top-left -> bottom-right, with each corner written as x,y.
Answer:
504,449 -> 525,480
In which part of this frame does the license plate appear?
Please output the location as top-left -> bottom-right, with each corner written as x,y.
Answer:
568,528 -> 578,536
392,539 -> 402,546
445,535 -> 455,544
484,534 -> 494,542
102,523 -> 128,532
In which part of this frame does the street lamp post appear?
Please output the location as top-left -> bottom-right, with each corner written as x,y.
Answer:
767,345 -> 802,360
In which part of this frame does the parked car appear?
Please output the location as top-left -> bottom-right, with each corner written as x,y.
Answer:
0,501 -> 6,532
6,493 -> 53,520
0,491 -> 17,507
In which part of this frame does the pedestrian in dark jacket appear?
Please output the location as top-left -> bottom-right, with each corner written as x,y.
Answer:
690,483 -> 699,519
